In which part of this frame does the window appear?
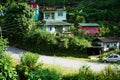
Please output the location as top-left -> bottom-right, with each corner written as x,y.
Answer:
114,44 -> 117,47
114,55 -> 118,58
108,56 -> 113,58
58,12 -> 63,16
94,28 -> 96,31
107,44 -> 109,48
45,13 -> 50,19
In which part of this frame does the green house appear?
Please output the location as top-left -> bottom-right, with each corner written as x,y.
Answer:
41,6 -> 71,33
41,21 -> 71,33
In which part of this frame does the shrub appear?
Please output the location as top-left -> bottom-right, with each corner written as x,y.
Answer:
109,46 -> 116,51
24,29 -> 57,52
28,68 -> 62,80
97,65 -> 120,80
20,52 -> 39,69
77,65 -> 95,80
14,28 -> 91,56
0,37 -> 8,53
16,52 -> 41,80
0,37 -> 18,80
0,54 -> 18,80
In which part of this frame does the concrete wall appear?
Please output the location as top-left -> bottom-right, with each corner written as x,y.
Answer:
43,11 -> 66,21
99,42 -> 120,51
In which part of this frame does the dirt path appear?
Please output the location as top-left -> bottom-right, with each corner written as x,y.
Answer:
7,46 -> 111,71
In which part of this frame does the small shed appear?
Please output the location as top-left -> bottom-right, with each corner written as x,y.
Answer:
93,37 -> 120,51
86,46 -> 103,55
78,23 -> 99,34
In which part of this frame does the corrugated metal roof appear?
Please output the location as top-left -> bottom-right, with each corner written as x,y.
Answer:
78,23 -> 99,27
44,21 -> 71,26
93,37 -> 120,43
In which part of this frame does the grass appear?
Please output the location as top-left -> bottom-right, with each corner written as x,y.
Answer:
42,64 -> 79,76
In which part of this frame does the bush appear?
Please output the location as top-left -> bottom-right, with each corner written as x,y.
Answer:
97,65 -> 120,80
0,37 -> 18,80
20,52 -> 39,69
0,53 -> 18,80
0,37 -> 8,53
77,65 -> 95,80
16,52 -> 40,80
24,29 -> 57,52
109,46 -> 116,51
12,28 -> 91,57
0,37 -> 17,80
28,68 -> 62,80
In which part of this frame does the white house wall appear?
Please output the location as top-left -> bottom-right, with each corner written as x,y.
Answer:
54,11 -> 66,21
100,42 -> 120,51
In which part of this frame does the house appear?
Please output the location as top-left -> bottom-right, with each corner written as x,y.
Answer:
41,21 -> 71,33
28,3 -> 39,21
93,37 -> 120,51
40,6 -> 71,34
78,23 -> 99,34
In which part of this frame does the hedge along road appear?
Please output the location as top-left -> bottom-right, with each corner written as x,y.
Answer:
7,46 -> 112,71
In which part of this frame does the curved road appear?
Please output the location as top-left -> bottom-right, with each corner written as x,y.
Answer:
7,46 -> 111,71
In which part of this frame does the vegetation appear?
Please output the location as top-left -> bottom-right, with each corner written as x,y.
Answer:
0,37 -> 18,80
0,39 -> 120,80
0,0 -> 120,80
1,2 -> 34,42
17,29 -> 91,57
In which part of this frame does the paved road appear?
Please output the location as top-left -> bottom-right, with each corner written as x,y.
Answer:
7,46 -> 111,71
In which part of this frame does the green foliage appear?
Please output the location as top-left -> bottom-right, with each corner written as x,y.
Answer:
24,29 -> 57,52
0,37 -> 18,80
109,46 -> 116,51
0,37 -> 8,53
0,53 -> 18,80
97,65 -> 120,80
28,68 -> 62,80
22,29 -> 91,55
78,65 -> 95,80
20,52 -> 39,69
63,65 -> 120,80
16,52 -> 40,80
2,2 -> 34,42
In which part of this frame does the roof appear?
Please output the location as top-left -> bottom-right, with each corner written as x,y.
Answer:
28,3 -> 39,9
40,6 -> 65,11
93,37 -> 120,43
43,21 -> 71,26
78,23 -> 99,27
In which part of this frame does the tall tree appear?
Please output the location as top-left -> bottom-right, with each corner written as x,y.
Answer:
2,3 -> 34,41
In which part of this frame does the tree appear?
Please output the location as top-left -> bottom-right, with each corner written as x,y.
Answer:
2,3 -> 34,42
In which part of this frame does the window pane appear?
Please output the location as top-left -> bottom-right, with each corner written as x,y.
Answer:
58,12 -> 63,16
108,56 -> 113,58
114,55 -> 118,58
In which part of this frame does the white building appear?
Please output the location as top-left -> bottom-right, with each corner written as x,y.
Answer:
93,37 -> 120,51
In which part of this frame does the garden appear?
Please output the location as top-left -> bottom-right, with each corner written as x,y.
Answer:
1,37 -> 120,80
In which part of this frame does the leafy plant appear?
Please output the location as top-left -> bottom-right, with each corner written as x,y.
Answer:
16,52 -> 40,80
0,37 -> 8,53
20,52 -> 39,69
28,68 -> 62,80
